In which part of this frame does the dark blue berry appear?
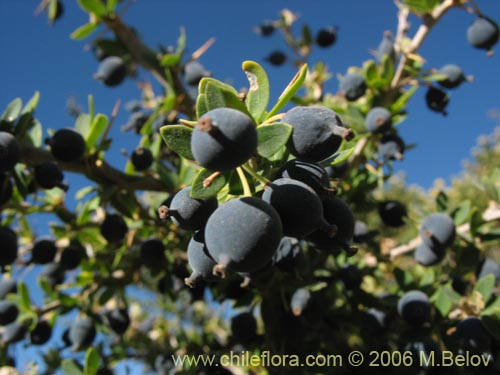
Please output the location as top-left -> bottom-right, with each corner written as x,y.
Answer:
420,213 -> 456,249
307,196 -> 356,255
262,178 -> 335,238
131,147 -> 153,171
184,60 -> 211,86
278,159 -> 334,198
34,162 -> 69,191
0,226 -> 17,267
377,134 -> 405,162
425,86 -> 449,116
437,64 -> 467,89
45,128 -> 86,162
158,186 -> 218,231
31,238 -> 57,264
290,288 -> 311,316
95,56 -> 127,87
340,73 -> 367,101
0,132 -> 20,173
378,200 -> 407,227
467,16 -> 499,54
266,50 -> 287,66
283,106 -> 354,163
69,317 -> 97,351
455,317 -> 492,353
0,300 -> 18,325
140,239 -> 166,269
185,231 -> 217,288
100,214 -> 128,244
397,290 -> 431,326
191,108 -> 257,171
205,197 -> 283,276
365,107 -> 392,133
230,312 -> 258,344
30,320 -> 52,345
316,27 -> 337,48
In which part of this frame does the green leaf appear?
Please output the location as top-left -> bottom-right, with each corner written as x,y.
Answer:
84,348 -> 100,375
107,0 -> 119,12
75,113 -> 91,137
430,283 -> 461,317
380,54 -> 395,85
196,78 -> 249,118
422,73 -> 448,82
191,169 -> 231,199
77,0 -> 109,17
160,54 -> 181,67
474,274 -> 496,303
390,85 -> 418,113
70,23 -> 99,40
62,359 -> 83,375
17,282 -> 32,311
470,208 -> 484,238
266,64 -> 308,119
364,60 -> 379,88
75,186 -> 95,200
176,27 -> 186,56
436,190 -> 448,211
160,125 -> 194,160
257,123 -> 293,158
242,61 -> 270,123
321,146 -> 356,166
86,114 -> 108,150
1,98 -> 22,123
196,93 -> 209,119
48,0 -> 58,21
301,24 -> 313,47
452,200 -> 471,225
21,91 -> 40,115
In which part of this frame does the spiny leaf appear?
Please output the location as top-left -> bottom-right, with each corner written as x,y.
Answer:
86,114 -> 108,150
196,78 -> 249,118
62,359 -> 83,375
242,61 -> 270,123
70,23 -> 99,40
84,347 -> 100,375
77,0 -> 109,17
266,64 -> 308,119
257,123 -> 293,158
1,98 -> 22,123
474,274 -> 496,303
159,125 -> 194,160
191,169 -> 231,199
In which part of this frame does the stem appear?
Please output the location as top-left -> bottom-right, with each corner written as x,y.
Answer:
101,15 -> 195,118
242,163 -> 270,186
20,145 -> 168,192
391,0 -> 458,88
236,167 -> 252,197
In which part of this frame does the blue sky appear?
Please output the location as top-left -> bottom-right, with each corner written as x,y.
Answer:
1,0 -> 500,373
1,1 -> 499,192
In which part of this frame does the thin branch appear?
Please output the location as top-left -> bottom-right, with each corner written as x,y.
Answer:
391,0 -> 457,88
101,15 -> 195,118
390,204 -> 500,260
21,146 -> 169,192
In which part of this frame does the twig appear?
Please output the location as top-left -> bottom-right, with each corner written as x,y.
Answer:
101,15 -> 195,118
21,146 -> 169,192
391,0 -> 457,88
390,204 -> 500,260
